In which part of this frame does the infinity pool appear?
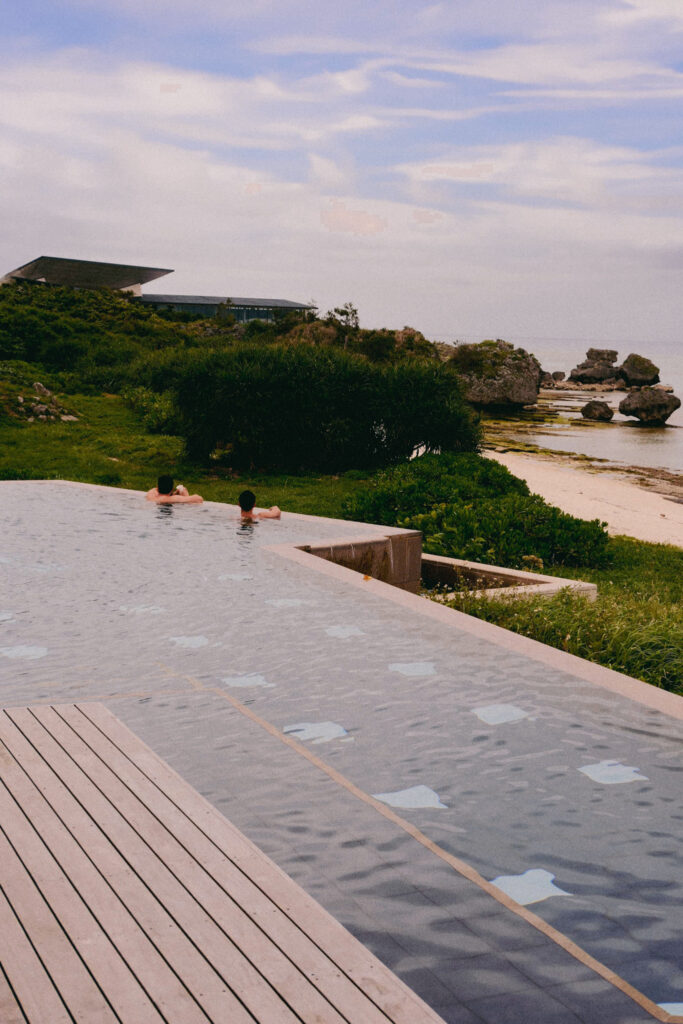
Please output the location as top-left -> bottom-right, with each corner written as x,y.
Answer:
2,481 -> 682,1024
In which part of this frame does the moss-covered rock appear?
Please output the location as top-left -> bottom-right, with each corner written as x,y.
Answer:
618,353 -> 660,386
448,340 -> 541,407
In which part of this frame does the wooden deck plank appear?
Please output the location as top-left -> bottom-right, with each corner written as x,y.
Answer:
42,705 -> 357,1024
0,710 -> 249,1024
0,965 -> 27,1024
0,760 -> 168,1023
0,889 -> 71,1024
6,704 -> 309,1024
52,703 -> 399,1024
0,829 -> 118,1024
29,705 -> 339,1024
77,702 -> 446,1024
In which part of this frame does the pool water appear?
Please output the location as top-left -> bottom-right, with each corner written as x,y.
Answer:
2,481 -> 683,1022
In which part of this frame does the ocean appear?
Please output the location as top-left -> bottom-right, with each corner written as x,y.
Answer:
488,336 -> 682,475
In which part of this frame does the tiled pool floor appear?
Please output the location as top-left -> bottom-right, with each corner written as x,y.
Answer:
2,481 -> 682,1024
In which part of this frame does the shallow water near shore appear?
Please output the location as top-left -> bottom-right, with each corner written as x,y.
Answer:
489,390 -> 683,474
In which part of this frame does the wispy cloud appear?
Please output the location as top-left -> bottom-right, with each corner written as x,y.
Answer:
1,2 -> 681,344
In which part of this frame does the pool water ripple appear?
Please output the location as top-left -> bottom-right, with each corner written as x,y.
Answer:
2,481 -> 683,1018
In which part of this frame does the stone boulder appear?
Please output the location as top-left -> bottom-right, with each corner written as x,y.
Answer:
448,340 -> 541,407
586,348 -> 618,364
618,388 -> 680,425
581,400 -> 614,421
569,348 -> 619,384
617,353 -> 660,387
552,371 -> 565,381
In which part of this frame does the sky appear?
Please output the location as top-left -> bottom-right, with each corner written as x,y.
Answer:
2,0 -> 683,351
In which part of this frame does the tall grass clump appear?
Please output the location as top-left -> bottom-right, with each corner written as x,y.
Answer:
438,583 -> 682,693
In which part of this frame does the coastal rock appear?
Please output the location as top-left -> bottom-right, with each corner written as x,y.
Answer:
569,348 -> 619,384
540,371 -> 555,387
581,400 -> 614,421
449,339 -> 541,407
552,371 -> 565,381
586,348 -> 618,364
617,353 -> 660,387
618,388 -> 681,425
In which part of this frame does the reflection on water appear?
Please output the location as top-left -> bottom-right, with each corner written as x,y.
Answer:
155,503 -> 175,520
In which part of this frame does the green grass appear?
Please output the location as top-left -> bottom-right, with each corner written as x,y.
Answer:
429,537 -> 683,693
0,392 -> 371,516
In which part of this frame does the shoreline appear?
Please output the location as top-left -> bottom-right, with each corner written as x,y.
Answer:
484,446 -> 683,547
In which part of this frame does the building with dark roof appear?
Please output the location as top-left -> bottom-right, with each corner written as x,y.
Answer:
1,257 -> 312,321
0,256 -> 172,296
138,294 -> 313,321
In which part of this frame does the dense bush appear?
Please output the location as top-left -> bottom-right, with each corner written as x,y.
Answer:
343,452 -> 527,525
0,281 -> 202,382
403,493 -> 608,568
165,344 -> 479,470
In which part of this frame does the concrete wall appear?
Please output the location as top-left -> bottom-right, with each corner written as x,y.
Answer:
300,530 -> 423,593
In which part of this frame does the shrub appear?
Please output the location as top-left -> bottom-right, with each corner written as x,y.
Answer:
343,452 -> 527,525
403,493 -> 608,568
168,344 -> 479,470
122,386 -> 179,434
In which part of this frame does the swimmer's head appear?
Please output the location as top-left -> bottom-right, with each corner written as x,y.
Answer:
158,475 -> 174,494
238,489 -> 256,512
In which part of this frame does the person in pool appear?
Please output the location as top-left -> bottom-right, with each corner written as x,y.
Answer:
146,475 -> 204,504
238,489 -> 281,521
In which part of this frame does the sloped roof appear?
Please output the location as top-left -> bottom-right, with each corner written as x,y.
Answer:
140,295 -> 312,309
5,256 -> 173,289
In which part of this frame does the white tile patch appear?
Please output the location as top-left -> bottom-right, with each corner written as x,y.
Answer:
491,869 -> 571,906
659,1005 -> 683,1015
219,573 -> 253,581
373,785 -> 447,809
120,605 -> 164,615
221,674 -> 275,689
284,721 -> 349,744
473,704 -> 529,725
0,611 -> 14,622
388,662 -> 436,677
0,645 -> 48,660
325,626 -> 364,639
169,635 -> 209,648
579,760 -> 648,785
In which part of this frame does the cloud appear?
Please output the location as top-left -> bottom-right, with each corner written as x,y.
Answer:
320,200 -> 387,236
398,137 -> 682,207
604,0 -> 683,28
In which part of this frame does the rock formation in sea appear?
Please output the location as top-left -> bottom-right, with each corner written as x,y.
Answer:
568,349 -> 660,390
448,340 -> 541,407
618,353 -> 660,386
569,349 -> 620,384
618,387 -> 681,425
581,400 -> 614,421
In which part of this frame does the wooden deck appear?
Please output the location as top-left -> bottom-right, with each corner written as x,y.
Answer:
0,703 -> 446,1023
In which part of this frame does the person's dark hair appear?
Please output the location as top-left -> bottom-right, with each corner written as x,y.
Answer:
158,475 -> 174,495
238,489 -> 256,512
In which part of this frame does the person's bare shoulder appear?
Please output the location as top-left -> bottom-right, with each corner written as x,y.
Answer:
145,489 -> 159,501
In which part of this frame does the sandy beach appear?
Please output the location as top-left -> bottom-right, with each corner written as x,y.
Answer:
486,450 -> 683,547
